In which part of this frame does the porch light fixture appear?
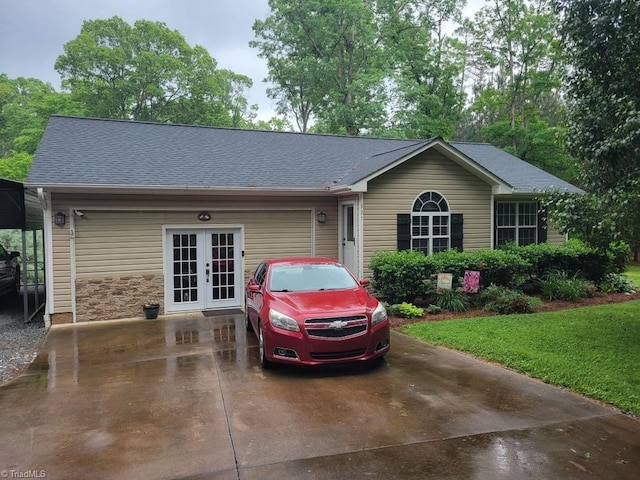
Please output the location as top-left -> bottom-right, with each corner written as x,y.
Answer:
198,211 -> 211,222
54,211 -> 66,227
317,211 -> 327,224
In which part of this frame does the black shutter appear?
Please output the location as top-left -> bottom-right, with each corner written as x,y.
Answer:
538,203 -> 548,243
451,214 -> 463,251
493,201 -> 498,248
397,214 -> 411,251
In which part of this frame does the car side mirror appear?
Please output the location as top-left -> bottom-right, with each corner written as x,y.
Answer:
248,283 -> 261,293
359,279 -> 370,287
9,251 -> 20,260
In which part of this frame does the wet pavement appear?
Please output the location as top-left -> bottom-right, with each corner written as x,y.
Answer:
0,313 -> 638,480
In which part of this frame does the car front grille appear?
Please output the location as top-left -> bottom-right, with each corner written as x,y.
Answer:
304,315 -> 368,339
310,348 -> 367,360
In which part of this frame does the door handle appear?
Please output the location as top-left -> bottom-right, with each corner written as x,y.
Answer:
205,268 -> 210,281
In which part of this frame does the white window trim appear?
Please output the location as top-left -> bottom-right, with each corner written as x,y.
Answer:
410,191 -> 451,255
495,201 -> 538,246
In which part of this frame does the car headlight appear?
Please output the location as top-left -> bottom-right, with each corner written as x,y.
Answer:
371,302 -> 387,326
268,308 -> 300,332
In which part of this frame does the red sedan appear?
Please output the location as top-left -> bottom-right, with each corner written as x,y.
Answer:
245,257 -> 390,368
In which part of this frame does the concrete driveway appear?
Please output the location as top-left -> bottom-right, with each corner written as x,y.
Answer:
0,313 -> 638,479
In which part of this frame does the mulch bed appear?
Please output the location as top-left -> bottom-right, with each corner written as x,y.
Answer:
389,290 -> 640,329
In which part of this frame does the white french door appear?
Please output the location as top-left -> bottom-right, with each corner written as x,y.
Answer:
165,228 -> 242,312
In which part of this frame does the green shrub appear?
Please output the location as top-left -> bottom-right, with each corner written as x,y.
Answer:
539,271 -> 592,301
370,250 -> 430,304
426,304 -> 442,315
599,273 -> 637,294
386,302 -> 425,318
504,239 -> 630,283
479,285 -> 542,314
435,289 -> 470,312
398,302 -> 424,318
468,249 -> 530,289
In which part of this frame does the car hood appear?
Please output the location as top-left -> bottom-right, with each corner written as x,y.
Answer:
271,288 -> 375,317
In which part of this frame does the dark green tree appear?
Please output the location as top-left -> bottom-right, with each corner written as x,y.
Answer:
543,0 -> 640,257
377,0 -> 467,139
252,0 -> 387,135
55,17 -> 254,126
0,75 -> 85,181
456,0 -> 574,180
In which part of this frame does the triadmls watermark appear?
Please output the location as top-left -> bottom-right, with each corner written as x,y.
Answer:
0,470 -> 46,479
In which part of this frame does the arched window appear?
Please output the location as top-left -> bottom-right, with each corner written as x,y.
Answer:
411,191 -> 450,254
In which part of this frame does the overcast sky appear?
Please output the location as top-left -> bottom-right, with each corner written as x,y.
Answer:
1,0 -> 483,120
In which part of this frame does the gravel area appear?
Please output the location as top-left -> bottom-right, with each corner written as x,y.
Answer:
0,289 -> 48,385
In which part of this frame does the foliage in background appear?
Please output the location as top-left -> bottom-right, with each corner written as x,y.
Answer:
0,75 -> 85,181
251,0 -> 387,135
403,300 -> 640,415
2,1 -> 581,185
56,17 -> 255,126
457,0 -> 575,181
544,0 -> 640,259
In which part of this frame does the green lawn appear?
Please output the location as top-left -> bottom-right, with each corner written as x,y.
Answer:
624,264 -> 640,286
403,300 -> 640,415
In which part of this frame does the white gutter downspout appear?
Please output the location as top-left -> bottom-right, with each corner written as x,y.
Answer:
37,188 -> 52,328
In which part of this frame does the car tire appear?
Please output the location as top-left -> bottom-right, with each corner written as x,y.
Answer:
245,303 -> 253,332
258,321 -> 272,369
13,268 -> 20,296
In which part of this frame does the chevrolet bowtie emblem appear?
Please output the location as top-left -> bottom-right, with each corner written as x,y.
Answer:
330,320 -> 348,329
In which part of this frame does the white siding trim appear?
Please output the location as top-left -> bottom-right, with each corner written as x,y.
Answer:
490,195 -> 496,248
40,190 -> 54,320
358,193 -> 364,278
70,208 -> 77,323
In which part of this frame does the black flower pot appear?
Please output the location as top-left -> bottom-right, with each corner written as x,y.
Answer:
143,303 -> 160,319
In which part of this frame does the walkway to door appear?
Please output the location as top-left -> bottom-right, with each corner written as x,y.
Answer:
0,314 -> 638,479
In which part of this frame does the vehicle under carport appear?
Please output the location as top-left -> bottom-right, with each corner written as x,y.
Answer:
0,178 -> 45,323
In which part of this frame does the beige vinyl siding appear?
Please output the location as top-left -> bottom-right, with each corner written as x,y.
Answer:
51,208 -> 73,312
362,150 -> 493,275
50,193 -> 338,313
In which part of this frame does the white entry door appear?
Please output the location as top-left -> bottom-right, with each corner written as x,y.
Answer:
341,204 -> 357,275
166,229 -> 242,312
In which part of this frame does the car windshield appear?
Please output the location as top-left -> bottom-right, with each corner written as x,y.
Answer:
268,263 -> 358,292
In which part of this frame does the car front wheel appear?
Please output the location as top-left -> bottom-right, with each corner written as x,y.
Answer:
244,301 -> 253,332
258,321 -> 272,369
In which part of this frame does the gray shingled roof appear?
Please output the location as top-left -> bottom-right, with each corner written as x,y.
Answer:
450,142 -> 582,194
28,116 -> 582,194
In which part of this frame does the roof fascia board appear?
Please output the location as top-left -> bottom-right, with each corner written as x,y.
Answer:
25,184 -> 334,197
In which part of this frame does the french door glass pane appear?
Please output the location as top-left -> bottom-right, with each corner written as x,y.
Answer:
211,233 -> 235,301
172,234 -> 198,303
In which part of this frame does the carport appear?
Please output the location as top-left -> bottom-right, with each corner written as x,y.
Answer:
0,178 -> 45,322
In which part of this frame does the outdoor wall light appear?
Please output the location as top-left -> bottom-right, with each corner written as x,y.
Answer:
54,211 -> 66,227
198,211 -> 211,222
317,211 -> 327,224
